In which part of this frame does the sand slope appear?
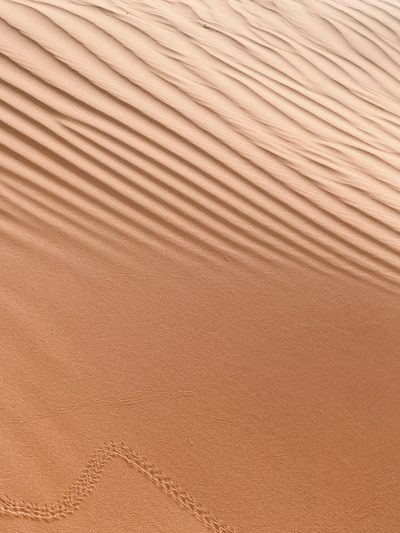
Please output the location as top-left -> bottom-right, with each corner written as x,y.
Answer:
1,0 -> 400,289
0,0 -> 400,532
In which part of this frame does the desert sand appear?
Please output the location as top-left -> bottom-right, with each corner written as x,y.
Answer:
0,0 -> 399,531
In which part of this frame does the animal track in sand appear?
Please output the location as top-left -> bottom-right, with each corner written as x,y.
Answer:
0,440 -> 235,533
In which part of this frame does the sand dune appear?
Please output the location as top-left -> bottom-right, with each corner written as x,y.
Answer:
0,0 -> 399,531
1,0 -> 400,289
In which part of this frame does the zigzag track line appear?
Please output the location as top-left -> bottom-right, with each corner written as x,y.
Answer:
0,440 -> 236,533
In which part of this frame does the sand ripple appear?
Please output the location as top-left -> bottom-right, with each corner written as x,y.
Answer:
0,0 -> 399,291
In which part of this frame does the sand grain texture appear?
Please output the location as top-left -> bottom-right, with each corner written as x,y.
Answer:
0,0 -> 400,531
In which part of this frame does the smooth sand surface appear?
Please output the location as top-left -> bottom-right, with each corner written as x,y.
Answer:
0,0 -> 400,531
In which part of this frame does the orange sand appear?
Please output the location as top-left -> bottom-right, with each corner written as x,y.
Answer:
0,0 -> 399,531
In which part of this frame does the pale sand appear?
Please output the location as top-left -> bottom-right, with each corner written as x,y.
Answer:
0,0 -> 400,531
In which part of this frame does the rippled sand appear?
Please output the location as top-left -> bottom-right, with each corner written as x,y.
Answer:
0,0 -> 399,531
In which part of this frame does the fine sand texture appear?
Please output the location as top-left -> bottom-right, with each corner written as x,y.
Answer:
0,0 -> 400,531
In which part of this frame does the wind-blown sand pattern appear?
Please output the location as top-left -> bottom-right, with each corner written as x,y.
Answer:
1,0 -> 400,289
0,0 -> 400,532
0,440 -> 234,532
